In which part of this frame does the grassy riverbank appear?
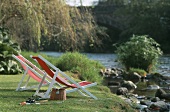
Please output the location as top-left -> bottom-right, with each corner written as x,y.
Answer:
0,75 -> 137,112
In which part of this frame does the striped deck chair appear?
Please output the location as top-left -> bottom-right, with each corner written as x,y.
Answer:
31,55 -> 97,99
12,54 -> 52,91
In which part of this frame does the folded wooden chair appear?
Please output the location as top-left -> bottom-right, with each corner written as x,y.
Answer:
12,54 -> 54,91
31,55 -> 98,99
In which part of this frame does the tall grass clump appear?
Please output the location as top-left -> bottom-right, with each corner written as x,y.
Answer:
129,68 -> 147,77
56,52 -> 104,83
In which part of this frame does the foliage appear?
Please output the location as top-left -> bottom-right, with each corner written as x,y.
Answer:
56,52 -> 104,83
111,0 -> 170,53
0,0 -> 46,51
0,27 -> 21,74
116,35 -> 163,72
129,68 -> 147,77
95,0 -> 170,53
0,0 -> 107,52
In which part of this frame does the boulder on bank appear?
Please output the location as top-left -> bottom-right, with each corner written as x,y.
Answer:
116,87 -> 128,95
151,97 -> 160,102
149,101 -> 170,111
131,72 -> 141,79
122,72 -> 141,83
155,89 -> 170,100
108,81 -> 120,86
121,80 -> 137,92
100,68 -> 124,77
147,85 -> 160,90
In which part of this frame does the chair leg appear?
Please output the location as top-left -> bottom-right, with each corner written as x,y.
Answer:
80,88 -> 98,100
24,76 -> 31,88
44,71 -> 59,98
16,68 -> 29,91
34,73 -> 47,96
77,90 -> 89,97
65,88 -> 97,99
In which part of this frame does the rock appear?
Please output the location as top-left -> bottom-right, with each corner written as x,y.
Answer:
104,68 -> 112,76
111,67 -> 117,71
101,68 -> 120,77
142,108 -> 151,112
161,75 -> 170,80
145,74 -> 152,79
155,89 -> 170,100
165,80 -> 170,84
140,100 -> 151,106
123,72 -> 141,83
108,81 -> 120,86
149,101 -> 170,111
116,87 -> 128,95
114,68 -> 124,75
121,80 -> 137,92
99,69 -> 105,77
151,97 -> 160,102
141,76 -> 146,82
161,93 -> 170,100
147,85 -> 160,90
133,72 -> 142,79
110,72 -> 118,77
155,89 -> 166,99
136,95 -> 145,99
136,104 -> 148,111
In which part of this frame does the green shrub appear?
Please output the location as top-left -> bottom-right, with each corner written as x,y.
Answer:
116,35 -> 163,72
56,52 -> 104,83
0,27 -> 21,74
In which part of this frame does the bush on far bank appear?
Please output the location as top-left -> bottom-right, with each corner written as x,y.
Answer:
116,35 -> 163,73
56,52 -> 104,83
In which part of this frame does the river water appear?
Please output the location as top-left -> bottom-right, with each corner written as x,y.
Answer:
41,51 -> 170,75
41,51 -> 119,68
41,51 -> 170,102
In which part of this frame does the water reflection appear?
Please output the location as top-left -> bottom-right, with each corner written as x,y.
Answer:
134,81 -> 157,97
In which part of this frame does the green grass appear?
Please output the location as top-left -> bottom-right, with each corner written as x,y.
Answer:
0,75 -> 137,112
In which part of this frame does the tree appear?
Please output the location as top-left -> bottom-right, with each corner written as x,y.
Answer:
0,0 -> 107,52
95,0 -> 170,53
113,0 -> 170,53
0,0 -> 46,51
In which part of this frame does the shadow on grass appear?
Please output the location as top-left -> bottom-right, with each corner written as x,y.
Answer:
0,89 -> 35,98
0,88 -> 94,101
0,88 -> 36,92
66,95 -> 87,99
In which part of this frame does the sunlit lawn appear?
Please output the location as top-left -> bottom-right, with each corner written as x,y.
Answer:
0,75 -> 136,112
